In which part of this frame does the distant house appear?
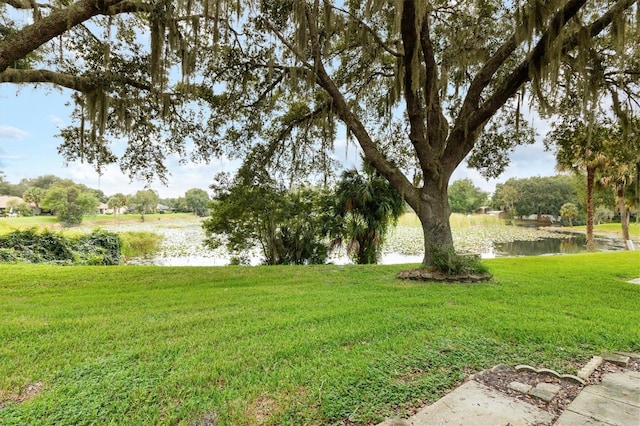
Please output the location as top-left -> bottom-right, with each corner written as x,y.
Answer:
523,214 -> 561,223
475,206 -> 491,214
97,203 -> 109,214
156,203 -> 171,213
0,196 -> 30,216
489,210 -> 510,220
107,206 -> 128,215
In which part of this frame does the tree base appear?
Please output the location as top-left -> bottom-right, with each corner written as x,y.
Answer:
396,268 -> 492,283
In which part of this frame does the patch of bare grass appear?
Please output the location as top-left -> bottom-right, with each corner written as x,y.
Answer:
0,381 -> 43,409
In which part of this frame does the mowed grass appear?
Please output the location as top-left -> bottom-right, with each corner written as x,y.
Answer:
0,213 -> 197,234
0,215 -> 59,232
588,222 -> 640,236
1,252 -> 639,425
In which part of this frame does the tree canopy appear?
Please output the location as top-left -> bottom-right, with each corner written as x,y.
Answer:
328,162 -> 405,264
546,115 -> 639,248
203,171 -> 331,265
107,192 -> 127,216
184,188 -> 210,217
128,189 -> 159,220
41,180 -> 100,225
448,179 -> 489,214
546,119 -> 612,249
493,175 -> 579,218
560,202 -> 579,226
2,0 -> 638,265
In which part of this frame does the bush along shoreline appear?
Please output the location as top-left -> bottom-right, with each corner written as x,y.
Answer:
0,228 -> 121,265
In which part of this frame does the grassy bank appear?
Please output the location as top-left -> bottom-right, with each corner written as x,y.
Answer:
1,252 -> 639,425
0,213 -> 198,233
571,222 -> 640,237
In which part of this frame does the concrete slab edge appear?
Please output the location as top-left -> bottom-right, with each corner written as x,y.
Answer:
515,365 -> 586,385
601,353 -> 630,367
614,351 -> 640,360
578,356 -> 603,379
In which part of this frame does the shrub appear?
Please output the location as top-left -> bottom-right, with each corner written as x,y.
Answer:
75,229 -> 122,265
594,205 -> 614,225
204,173 -> 331,265
0,228 -> 122,265
0,228 -> 75,263
0,248 -> 18,263
229,255 -> 251,265
429,245 -> 489,275
120,231 -> 163,258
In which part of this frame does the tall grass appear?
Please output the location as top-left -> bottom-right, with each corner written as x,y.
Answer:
1,251 -> 638,425
449,213 -> 504,229
397,212 -> 504,229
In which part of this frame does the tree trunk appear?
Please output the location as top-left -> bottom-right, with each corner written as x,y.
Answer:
586,166 -> 595,252
411,183 -> 454,267
617,185 -> 631,250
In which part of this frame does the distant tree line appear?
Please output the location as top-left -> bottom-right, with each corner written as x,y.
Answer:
450,173 -> 633,230
2,165 -> 635,264
0,172 -> 212,225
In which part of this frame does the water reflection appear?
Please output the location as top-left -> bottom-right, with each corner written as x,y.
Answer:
494,232 -> 628,257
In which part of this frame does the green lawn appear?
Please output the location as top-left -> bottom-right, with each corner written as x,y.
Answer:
539,221 -> 639,237
1,252 -> 639,425
592,222 -> 640,236
0,215 -> 59,232
0,213 -> 197,234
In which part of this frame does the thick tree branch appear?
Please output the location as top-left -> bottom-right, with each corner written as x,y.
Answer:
1,0 -> 51,9
442,0 -> 635,175
446,0 -> 589,173
305,0 -> 414,198
420,11 -> 448,158
0,68 -> 159,94
401,0 -> 433,177
456,35 -> 518,126
0,0 -> 142,73
473,0 -> 635,134
0,68 -> 95,91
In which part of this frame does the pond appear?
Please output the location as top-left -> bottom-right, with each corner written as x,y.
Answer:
493,232 -> 630,257
76,218 -> 634,265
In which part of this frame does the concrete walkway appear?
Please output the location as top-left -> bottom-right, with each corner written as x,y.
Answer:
378,354 -> 640,426
554,370 -> 640,426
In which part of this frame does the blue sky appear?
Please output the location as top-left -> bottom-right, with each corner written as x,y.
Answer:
0,83 -> 558,199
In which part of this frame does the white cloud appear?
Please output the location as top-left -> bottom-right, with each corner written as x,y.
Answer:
61,157 -> 243,199
0,153 -> 25,161
451,167 -> 493,192
48,115 -> 66,127
0,125 -> 30,140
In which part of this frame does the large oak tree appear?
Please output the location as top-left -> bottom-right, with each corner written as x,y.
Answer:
1,0 -> 638,265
